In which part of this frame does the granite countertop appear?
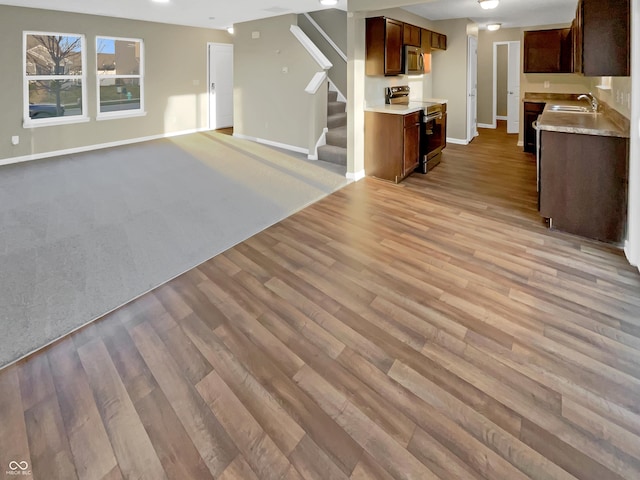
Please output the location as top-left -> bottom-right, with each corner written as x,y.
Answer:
524,94 -> 629,138
365,98 -> 448,115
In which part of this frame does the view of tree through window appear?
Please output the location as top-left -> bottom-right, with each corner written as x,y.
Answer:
25,33 -> 85,121
97,37 -> 143,116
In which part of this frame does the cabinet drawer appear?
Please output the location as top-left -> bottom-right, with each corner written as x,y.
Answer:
404,111 -> 421,127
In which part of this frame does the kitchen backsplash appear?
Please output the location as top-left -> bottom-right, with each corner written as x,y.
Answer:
591,77 -> 632,120
365,73 -> 433,107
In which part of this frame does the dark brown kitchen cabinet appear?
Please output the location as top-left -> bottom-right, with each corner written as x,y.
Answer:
430,31 -> 447,50
539,130 -> 628,243
366,17 -> 403,76
403,23 -> 421,47
523,102 -> 545,153
523,28 -> 572,73
575,0 -> 630,76
365,110 -> 421,183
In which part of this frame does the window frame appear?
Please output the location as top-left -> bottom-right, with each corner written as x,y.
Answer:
23,30 -> 89,128
96,35 -> 145,121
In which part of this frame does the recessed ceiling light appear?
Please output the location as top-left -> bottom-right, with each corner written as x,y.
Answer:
152,0 -> 170,3
487,23 -> 501,31
319,0 -> 338,5
227,27 -> 235,34
478,0 -> 499,9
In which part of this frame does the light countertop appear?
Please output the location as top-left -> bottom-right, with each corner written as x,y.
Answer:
365,99 -> 448,115
528,98 -> 629,138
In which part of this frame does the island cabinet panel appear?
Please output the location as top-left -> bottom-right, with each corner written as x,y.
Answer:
365,111 -> 421,183
539,130 -> 628,243
366,17 -> 403,76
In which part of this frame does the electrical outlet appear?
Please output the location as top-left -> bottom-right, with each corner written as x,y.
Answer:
543,81 -> 550,88
627,92 -> 631,109
281,66 -> 288,74
252,31 -> 260,39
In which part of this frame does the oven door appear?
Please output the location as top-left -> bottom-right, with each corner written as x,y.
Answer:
424,112 -> 445,157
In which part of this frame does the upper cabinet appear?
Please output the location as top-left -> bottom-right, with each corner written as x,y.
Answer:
366,17 -> 446,76
403,23 -> 421,47
430,31 -> 447,51
523,29 -> 573,73
524,0 -> 629,76
366,17 -> 403,76
576,0 -> 630,76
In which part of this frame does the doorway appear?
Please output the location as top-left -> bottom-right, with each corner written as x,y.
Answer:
492,41 -> 520,133
208,43 -> 234,130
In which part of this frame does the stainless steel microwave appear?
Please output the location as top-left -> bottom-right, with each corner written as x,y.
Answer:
404,45 -> 424,75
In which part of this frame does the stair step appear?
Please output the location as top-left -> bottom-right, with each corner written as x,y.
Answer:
318,144 -> 347,166
328,90 -> 338,102
328,101 -> 346,116
326,126 -> 347,148
328,112 -> 347,129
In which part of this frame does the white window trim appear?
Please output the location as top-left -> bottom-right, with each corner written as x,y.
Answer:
23,30 -> 88,128
96,36 -> 145,120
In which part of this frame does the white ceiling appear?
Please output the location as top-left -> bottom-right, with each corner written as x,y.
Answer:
0,0 -> 575,31
403,0 -> 577,30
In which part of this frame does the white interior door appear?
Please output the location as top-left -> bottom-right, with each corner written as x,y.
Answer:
208,43 -> 234,130
467,35 -> 478,142
507,41 -> 521,134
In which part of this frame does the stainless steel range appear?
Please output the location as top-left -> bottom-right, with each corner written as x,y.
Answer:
385,86 -> 446,174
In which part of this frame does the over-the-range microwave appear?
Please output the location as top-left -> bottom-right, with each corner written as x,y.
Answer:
404,45 -> 425,75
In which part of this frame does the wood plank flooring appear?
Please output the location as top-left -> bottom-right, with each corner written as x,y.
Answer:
2,123 -> 640,479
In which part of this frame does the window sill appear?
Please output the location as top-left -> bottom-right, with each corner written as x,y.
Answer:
23,116 -> 90,129
595,85 -> 612,91
96,111 -> 147,121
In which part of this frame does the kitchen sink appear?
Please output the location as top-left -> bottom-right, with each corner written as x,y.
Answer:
548,105 -> 592,113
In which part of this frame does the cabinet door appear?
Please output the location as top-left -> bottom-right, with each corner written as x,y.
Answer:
572,4 -> 583,73
403,24 -> 421,47
582,0 -> 629,76
421,29 -> 431,51
523,102 -> 545,153
385,19 -> 403,75
403,114 -> 421,176
524,30 -> 563,72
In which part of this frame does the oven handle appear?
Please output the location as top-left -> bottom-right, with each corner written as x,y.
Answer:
424,112 -> 443,122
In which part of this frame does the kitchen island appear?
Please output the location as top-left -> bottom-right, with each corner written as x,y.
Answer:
534,95 -> 629,243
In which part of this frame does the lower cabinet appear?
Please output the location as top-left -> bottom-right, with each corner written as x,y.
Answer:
539,130 -> 628,243
365,110 -> 421,183
524,102 -> 545,153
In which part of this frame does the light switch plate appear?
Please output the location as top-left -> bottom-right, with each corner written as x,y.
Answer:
252,31 -> 260,39
11,136 -> 19,145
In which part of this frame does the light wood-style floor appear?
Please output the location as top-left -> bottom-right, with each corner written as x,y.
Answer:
2,123 -> 640,480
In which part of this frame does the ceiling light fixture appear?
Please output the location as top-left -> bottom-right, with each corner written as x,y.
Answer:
227,27 -> 235,34
487,23 -> 501,31
319,0 -> 338,5
152,0 -> 170,3
478,0 -> 499,9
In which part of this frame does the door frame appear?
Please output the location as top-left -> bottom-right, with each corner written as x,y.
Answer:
206,42 -> 234,130
466,35 -> 478,143
492,40 -> 520,129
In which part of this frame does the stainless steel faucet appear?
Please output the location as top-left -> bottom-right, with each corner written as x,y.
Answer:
577,92 -> 599,112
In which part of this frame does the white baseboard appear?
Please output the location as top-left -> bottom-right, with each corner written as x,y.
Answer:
0,127 -> 210,167
496,115 -> 508,120
447,137 -> 469,145
477,123 -> 495,129
346,169 -> 365,181
232,133 -> 309,155
309,127 -> 328,160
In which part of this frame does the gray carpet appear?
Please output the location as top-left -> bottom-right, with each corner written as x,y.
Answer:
0,131 -> 349,368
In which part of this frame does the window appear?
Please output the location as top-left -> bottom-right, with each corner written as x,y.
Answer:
96,37 -> 144,119
24,32 -> 87,126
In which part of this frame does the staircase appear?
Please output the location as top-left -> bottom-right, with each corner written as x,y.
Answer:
318,90 -> 347,166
